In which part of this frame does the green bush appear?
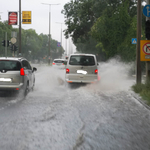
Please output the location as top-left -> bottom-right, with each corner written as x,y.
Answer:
132,83 -> 145,93
132,82 -> 150,105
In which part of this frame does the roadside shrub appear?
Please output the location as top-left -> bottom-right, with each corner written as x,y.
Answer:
132,82 -> 150,105
140,89 -> 150,105
132,83 -> 145,93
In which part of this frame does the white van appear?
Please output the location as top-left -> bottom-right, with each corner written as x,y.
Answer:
65,54 -> 99,84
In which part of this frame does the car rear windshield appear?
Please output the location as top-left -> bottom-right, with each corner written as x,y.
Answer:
54,60 -> 64,63
69,55 -> 95,66
0,60 -> 21,71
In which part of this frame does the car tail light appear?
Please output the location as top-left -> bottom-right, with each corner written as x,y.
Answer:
66,68 -> 69,73
52,63 -> 55,65
62,63 -> 64,65
98,75 -> 101,81
20,68 -> 25,76
95,69 -> 98,74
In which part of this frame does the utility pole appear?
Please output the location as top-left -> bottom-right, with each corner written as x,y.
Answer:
5,32 -> 7,57
136,0 -> 142,84
19,0 -> 21,56
66,38 -> 67,56
146,0 -> 150,81
42,3 -> 60,65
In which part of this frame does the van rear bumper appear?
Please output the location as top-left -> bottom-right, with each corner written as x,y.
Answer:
65,74 -> 99,83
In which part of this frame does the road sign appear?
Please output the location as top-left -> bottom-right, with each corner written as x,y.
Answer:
8,12 -> 18,25
22,11 -> 31,24
143,5 -> 150,17
57,42 -> 61,47
132,38 -> 137,44
140,40 -> 150,61
10,38 -> 17,44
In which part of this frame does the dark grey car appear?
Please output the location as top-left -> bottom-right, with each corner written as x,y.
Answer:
0,57 -> 37,97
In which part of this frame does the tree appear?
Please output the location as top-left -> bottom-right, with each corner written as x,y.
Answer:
62,0 -> 139,61
0,21 -> 64,60
91,1 -> 135,60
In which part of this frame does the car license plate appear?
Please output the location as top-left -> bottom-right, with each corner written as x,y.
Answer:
0,78 -> 12,82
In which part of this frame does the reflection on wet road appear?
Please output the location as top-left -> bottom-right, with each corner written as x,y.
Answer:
0,62 -> 150,150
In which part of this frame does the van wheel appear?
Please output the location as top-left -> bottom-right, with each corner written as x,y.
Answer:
65,81 -> 71,88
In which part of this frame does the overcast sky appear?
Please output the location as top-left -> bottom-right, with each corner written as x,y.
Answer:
0,0 -> 75,54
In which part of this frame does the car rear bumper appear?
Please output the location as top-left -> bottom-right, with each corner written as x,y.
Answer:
52,65 -> 65,69
0,83 -> 24,91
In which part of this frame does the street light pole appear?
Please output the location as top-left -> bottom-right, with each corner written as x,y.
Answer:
42,3 -> 60,65
56,22 -> 64,57
19,0 -> 21,56
0,12 -> 3,20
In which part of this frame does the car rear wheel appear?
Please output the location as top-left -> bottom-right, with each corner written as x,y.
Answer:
24,83 -> 29,97
31,80 -> 35,91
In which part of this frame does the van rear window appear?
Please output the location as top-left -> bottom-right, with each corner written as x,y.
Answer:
0,60 -> 21,71
69,55 -> 95,66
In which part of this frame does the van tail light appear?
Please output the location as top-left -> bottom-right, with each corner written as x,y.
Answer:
52,63 -> 55,65
66,68 -> 69,73
95,69 -> 98,74
20,68 -> 25,76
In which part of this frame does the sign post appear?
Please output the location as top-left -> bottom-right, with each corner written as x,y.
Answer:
136,0 -> 142,84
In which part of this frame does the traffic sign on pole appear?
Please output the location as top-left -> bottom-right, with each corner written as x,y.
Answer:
22,11 -> 31,24
57,42 -> 61,47
132,38 -> 137,44
10,38 -> 17,44
8,12 -> 18,25
143,5 -> 150,17
140,40 -> 150,61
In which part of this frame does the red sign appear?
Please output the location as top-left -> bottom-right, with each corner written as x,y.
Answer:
8,12 -> 18,25
142,42 -> 150,55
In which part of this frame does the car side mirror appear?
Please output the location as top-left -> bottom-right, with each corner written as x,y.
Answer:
33,67 -> 37,72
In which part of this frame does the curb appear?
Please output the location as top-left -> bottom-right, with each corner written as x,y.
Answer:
131,91 -> 150,110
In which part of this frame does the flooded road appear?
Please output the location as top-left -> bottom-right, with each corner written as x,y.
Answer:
0,61 -> 150,150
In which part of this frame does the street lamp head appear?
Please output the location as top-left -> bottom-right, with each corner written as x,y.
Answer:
41,3 -> 60,5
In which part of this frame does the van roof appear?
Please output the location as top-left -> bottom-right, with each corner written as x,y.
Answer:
69,54 -> 95,57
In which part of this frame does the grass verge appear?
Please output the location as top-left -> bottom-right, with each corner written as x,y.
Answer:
132,81 -> 150,106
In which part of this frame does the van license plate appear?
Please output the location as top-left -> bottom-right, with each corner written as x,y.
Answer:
77,70 -> 87,75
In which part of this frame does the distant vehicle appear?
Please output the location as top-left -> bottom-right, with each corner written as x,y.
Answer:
0,57 -> 37,97
65,54 -> 100,84
52,59 -> 67,69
